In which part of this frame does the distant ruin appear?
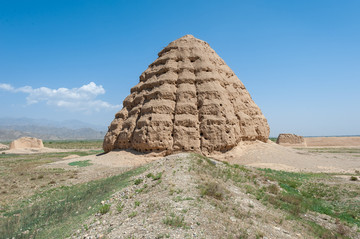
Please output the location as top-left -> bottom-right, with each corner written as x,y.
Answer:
104,35 -> 269,154
276,134 -> 306,146
10,137 -> 44,150
0,143 -> 9,150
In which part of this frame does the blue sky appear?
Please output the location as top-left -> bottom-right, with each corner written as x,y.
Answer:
0,0 -> 359,136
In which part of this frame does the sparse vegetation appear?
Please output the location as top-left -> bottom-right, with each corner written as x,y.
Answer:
116,202 -> 124,213
173,196 -> 194,202
1,141 -> 359,238
155,233 -> 170,238
146,172 -> 162,181
99,204 -> 111,214
48,180 -> 56,185
43,140 -> 103,149
134,178 -> 143,185
200,182 -> 224,200
135,184 -> 148,193
269,137 -> 277,142
256,168 -> 360,235
256,231 -> 265,239
0,149 -> 101,205
238,228 -> 249,238
128,211 -> 137,218
350,176 -> 358,181
163,213 -> 188,228
0,165 -> 146,238
190,154 -> 359,238
68,160 -> 92,167
267,184 -> 279,194
297,147 -> 360,154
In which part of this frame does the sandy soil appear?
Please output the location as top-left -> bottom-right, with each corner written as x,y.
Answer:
3,147 -> 72,154
50,150 -> 159,168
304,136 -> 360,147
42,150 -> 161,184
42,139 -> 360,176
213,141 -> 360,173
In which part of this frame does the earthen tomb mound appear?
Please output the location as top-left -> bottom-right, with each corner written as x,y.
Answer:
103,35 -> 270,155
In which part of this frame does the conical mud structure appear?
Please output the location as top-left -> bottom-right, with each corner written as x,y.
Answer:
104,35 -> 269,154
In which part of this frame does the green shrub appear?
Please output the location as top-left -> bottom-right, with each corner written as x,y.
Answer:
134,178 -> 143,185
68,160 -> 92,167
135,184 -> 148,193
116,202 -> 124,213
152,172 -> 162,180
146,172 -> 162,181
128,211 -> 137,218
99,204 -> 110,214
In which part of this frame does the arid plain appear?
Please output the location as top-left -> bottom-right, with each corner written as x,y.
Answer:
0,136 -> 359,239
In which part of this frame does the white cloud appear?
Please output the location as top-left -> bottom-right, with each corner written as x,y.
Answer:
0,83 -> 15,91
0,82 -> 120,112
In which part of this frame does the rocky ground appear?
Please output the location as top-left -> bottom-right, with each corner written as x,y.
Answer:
69,153 -> 359,239
69,154 -> 305,239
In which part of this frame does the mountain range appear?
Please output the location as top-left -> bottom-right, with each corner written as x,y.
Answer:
0,117 -> 107,141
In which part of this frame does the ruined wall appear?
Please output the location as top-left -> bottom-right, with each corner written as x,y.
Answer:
276,134 -> 306,146
10,137 -> 44,149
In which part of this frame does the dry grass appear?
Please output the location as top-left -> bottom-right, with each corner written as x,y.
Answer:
43,140 -> 102,149
0,165 -> 146,238
200,182 -> 224,200
0,141 -> 101,205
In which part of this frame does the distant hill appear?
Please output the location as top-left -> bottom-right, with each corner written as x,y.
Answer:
0,117 -> 105,131
0,117 -> 107,141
